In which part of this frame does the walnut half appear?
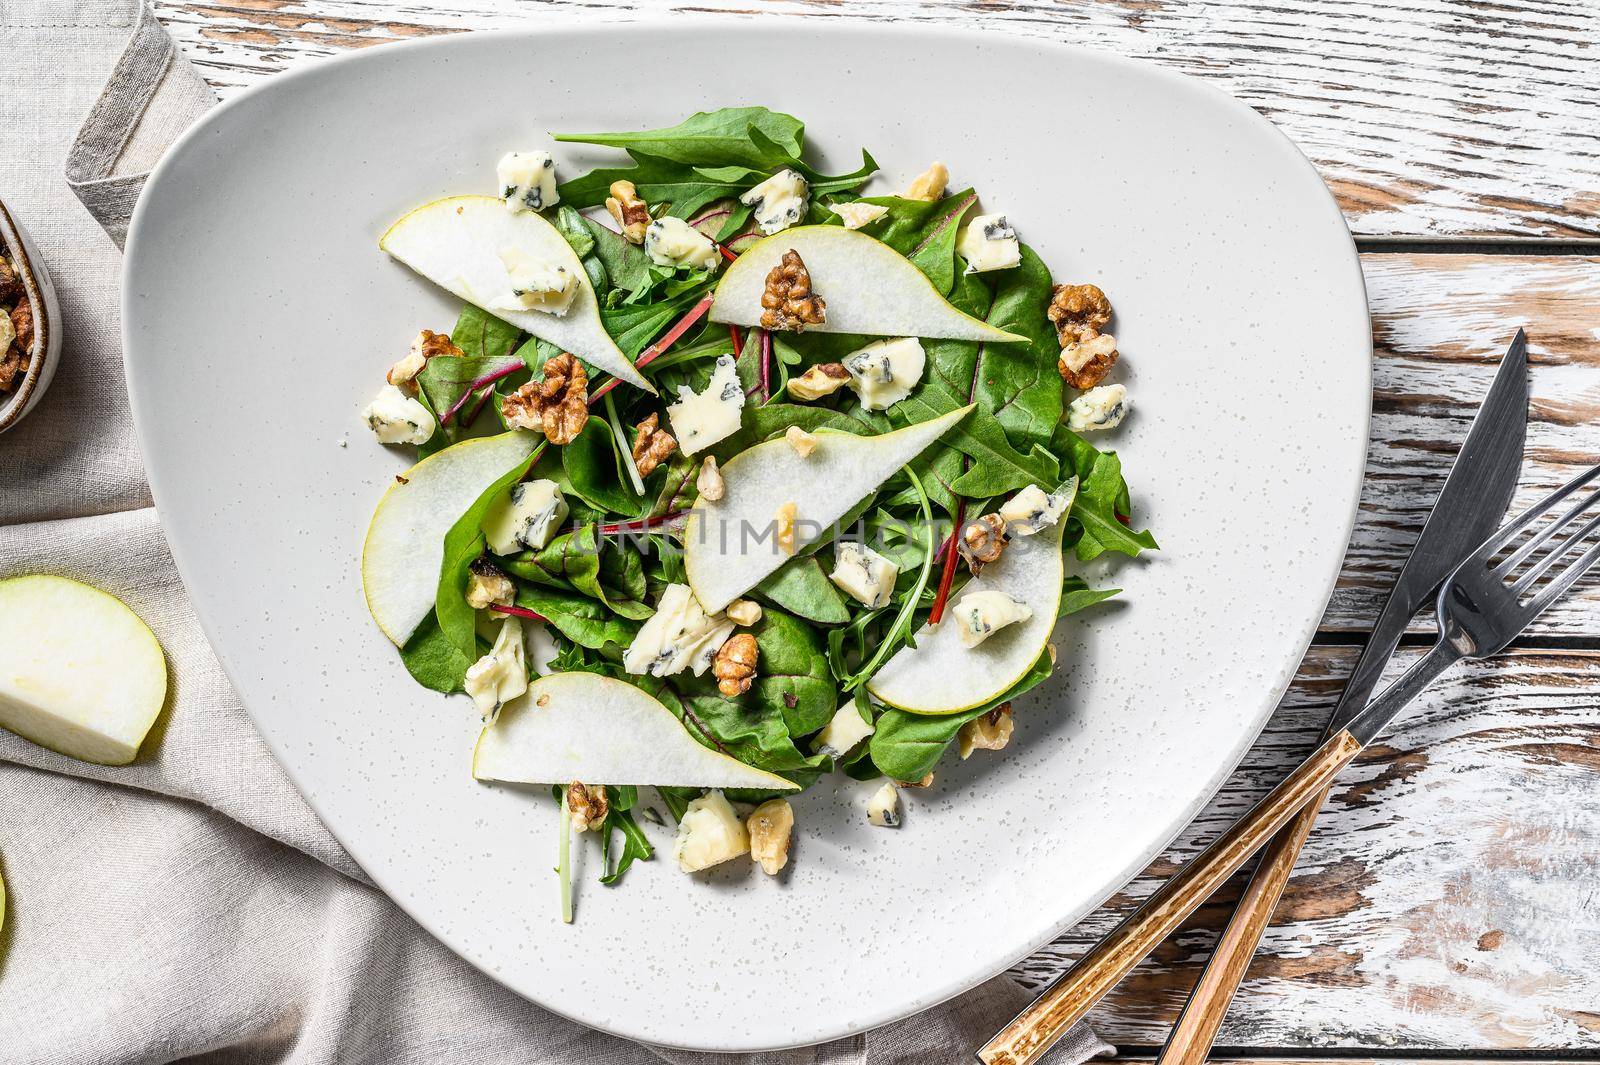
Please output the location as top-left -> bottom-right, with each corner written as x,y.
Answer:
713,632 -> 758,697
958,513 -> 1009,572
632,412 -> 678,477
605,180 -> 651,244
760,250 -> 826,332
502,352 -> 589,444
1049,283 -> 1120,390
567,781 -> 609,833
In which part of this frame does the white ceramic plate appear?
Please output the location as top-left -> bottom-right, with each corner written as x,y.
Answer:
124,22 -> 1369,1052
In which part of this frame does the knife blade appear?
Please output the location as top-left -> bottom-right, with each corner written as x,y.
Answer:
1326,328 -> 1528,732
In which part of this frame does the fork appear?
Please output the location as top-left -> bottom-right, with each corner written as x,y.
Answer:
978,462 -> 1600,1065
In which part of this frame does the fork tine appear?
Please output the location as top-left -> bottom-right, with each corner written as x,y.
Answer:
1527,531 -> 1600,615
1496,485 -> 1600,576
1472,464 -> 1600,566
1512,506 -> 1600,596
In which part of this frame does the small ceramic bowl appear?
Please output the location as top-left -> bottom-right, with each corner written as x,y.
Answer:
0,197 -> 63,434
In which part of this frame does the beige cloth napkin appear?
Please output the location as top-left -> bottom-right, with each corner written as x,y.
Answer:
0,3 -> 1117,1062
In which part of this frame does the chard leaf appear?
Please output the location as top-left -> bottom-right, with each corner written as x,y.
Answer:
450,304 -> 523,361
756,557 -> 851,625
416,354 -> 525,432
602,286 -> 708,359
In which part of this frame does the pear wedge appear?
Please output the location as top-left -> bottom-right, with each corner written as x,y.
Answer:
0,576 -> 167,765
868,517 -> 1066,715
710,226 -> 1024,344
380,195 -> 654,393
362,431 -> 541,645
684,406 -> 972,614
473,672 -> 797,791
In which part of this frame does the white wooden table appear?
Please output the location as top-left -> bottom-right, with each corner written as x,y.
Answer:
156,0 -> 1600,1054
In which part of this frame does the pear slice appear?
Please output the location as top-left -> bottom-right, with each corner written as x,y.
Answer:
868,517 -> 1066,715
380,195 -> 654,393
709,226 -> 1024,344
0,576 -> 167,765
684,406 -> 972,614
473,672 -> 797,791
362,431 -> 540,645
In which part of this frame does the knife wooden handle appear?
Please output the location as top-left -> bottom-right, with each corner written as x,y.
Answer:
1155,782 -> 1330,1065
977,729 -> 1363,1065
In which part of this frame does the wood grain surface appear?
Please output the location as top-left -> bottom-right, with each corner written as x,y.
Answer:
148,2 -> 1600,1055
154,0 -> 1600,240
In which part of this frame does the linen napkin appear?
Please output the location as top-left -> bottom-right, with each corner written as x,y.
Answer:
0,4 -> 1117,1062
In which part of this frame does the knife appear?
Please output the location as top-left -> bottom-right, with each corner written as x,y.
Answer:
1152,329 -> 1530,1065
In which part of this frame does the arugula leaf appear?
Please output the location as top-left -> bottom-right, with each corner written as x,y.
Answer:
436,448 -> 541,658
1060,577 -> 1121,618
1069,446 -> 1158,562
598,786 -> 654,885
556,107 -> 807,170
897,386 -> 1055,497
756,557 -> 851,625
450,305 -> 523,361
399,611 -> 474,693
868,648 -> 1052,780
559,153 -> 757,219
603,286 -> 706,359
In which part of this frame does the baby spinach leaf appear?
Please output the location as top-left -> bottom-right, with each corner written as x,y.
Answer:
563,420 -> 647,514
603,287 -> 706,359
516,584 -> 641,652
628,672 -> 826,781
897,386 -> 1056,496
552,205 -> 596,259
436,448 -> 541,658
969,244 -> 1065,448
503,525 -> 653,620
749,610 -> 838,737
399,611 -> 474,693
907,189 -> 977,296
756,557 -> 851,625
559,154 -> 756,219
579,214 -> 655,299
745,403 -> 867,440
869,648 -> 1052,780
556,107 -> 807,170
450,305 -> 523,361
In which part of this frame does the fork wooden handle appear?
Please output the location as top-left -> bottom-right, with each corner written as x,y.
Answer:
1155,783 -> 1330,1065
977,729 -> 1364,1065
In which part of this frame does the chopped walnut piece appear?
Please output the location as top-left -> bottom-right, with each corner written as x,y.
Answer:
1048,284 -> 1113,346
726,599 -> 763,626
605,180 -> 651,244
775,501 -> 798,555
958,513 -> 1009,571
502,352 -> 589,444
959,703 -> 1015,759
904,162 -> 950,202
785,425 -> 818,458
0,255 -> 21,305
747,798 -> 794,875
567,782 -> 609,833
713,632 -> 758,697
631,412 -> 678,477
1059,332 -> 1119,391
465,558 -> 515,609
696,455 -> 725,502
759,250 -> 826,332
785,362 -> 850,402
10,299 -> 32,355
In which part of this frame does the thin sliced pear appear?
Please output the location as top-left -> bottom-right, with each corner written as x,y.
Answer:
362,431 -> 540,645
0,576 -> 167,765
710,226 -> 1024,344
868,518 -> 1066,715
380,195 -> 654,393
684,406 -> 972,614
473,672 -> 797,791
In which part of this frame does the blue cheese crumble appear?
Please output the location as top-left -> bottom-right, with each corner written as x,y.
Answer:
953,590 -> 1033,648
362,384 -> 436,445
644,216 -> 720,272
464,615 -> 527,724
667,354 -> 745,455
622,583 -> 735,678
956,212 -> 1021,274
998,481 -> 1077,536
740,169 -> 809,235
828,541 -> 899,609
1066,383 -> 1129,432
492,247 -> 577,316
830,201 -> 888,230
843,337 -> 925,411
497,151 -> 558,213
483,479 -> 568,554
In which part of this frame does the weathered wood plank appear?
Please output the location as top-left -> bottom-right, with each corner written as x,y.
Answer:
151,0 -> 1600,239
1008,646 -> 1600,1049
1326,255 -> 1600,639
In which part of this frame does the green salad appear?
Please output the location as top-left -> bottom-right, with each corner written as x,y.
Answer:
358,107 -> 1154,918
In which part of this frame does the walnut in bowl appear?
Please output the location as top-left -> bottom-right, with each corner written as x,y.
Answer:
0,198 -> 62,434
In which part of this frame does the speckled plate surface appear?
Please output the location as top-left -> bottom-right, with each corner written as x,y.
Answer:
122,22 -> 1369,1052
